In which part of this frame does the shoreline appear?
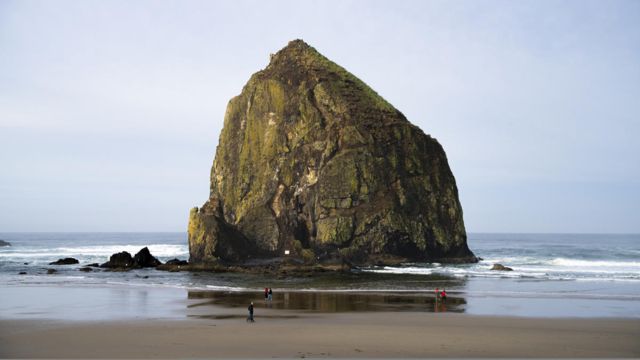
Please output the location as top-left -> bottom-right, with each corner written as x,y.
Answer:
1,312 -> 639,358
1,284 -> 639,358
2,282 -> 640,321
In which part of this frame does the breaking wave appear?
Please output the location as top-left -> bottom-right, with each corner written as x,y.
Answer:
364,256 -> 640,281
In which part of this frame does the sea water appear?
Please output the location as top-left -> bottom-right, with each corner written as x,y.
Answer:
0,232 -> 638,318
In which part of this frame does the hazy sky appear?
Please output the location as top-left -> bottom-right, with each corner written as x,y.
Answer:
1,0 -> 639,233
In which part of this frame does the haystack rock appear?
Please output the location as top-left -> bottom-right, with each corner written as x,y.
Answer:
188,40 -> 476,266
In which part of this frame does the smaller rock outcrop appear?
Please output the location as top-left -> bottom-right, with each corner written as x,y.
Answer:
490,263 -> 513,271
79,267 -> 93,272
101,251 -> 135,268
156,258 -> 189,272
49,258 -> 79,265
86,263 -> 100,267
133,247 -> 162,268
0,240 -> 11,247
46,269 -> 57,274
165,258 -> 189,266
18,271 -> 27,275
101,248 -> 163,269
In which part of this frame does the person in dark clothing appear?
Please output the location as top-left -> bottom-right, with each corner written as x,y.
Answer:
247,302 -> 255,322
268,288 -> 273,301
264,287 -> 269,301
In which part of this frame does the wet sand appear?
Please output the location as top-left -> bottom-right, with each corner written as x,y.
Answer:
1,286 -> 639,358
1,311 -> 639,358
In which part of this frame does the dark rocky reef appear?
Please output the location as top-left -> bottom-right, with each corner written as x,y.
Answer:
133,247 -> 162,267
156,258 -> 189,272
189,40 -> 476,267
101,251 -> 135,268
49,258 -> 79,265
165,258 -> 189,266
491,263 -> 513,271
101,247 -> 162,269
0,240 -> 11,247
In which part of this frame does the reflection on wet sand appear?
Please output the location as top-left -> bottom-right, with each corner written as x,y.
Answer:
187,290 -> 466,316
185,270 -> 466,292
191,314 -> 302,320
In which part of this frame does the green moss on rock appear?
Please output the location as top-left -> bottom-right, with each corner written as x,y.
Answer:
188,39 -> 476,265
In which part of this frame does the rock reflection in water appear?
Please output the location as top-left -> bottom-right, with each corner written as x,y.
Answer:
187,291 -> 466,313
190,314 -> 302,320
184,271 -> 465,292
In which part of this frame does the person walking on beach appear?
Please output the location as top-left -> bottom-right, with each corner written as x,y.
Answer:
440,289 -> 447,302
247,302 -> 255,322
268,288 -> 273,301
435,287 -> 440,302
264,287 -> 269,301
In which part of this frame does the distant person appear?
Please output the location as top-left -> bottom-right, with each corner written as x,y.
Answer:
247,302 -> 255,322
435,287 -> 440,301
264,287 -> 269,301
440,289 -> 447,302
268,288 -> 273,301
436,301 -> 447,313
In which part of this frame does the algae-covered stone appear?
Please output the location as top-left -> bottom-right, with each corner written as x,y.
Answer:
188,39 -> 476,265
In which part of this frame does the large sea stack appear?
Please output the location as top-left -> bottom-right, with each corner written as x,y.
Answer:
189,40 -> 476,266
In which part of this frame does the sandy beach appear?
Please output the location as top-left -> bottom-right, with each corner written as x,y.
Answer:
1,285 -> 639,358
1,311 -> 639,358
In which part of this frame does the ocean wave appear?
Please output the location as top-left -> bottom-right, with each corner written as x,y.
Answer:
366,266 -> 436,275
203,285 -> 252,292
548,258 -> 640,268
363,259 -> 640,282
101,282 -> 253,293
0,244 -> 188,259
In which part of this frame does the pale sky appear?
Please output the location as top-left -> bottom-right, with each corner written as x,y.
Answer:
1,0 -> 639,233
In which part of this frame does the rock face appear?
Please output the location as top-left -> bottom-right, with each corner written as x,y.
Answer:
49,258 -> 79,265
165,258 -> 189,266
0,240 -> 11,247
101,248 -> 163,269
189,40 -> 476,266
490,263 -> 513,271
133,247 -> 162,267
101,251 -> 134,268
